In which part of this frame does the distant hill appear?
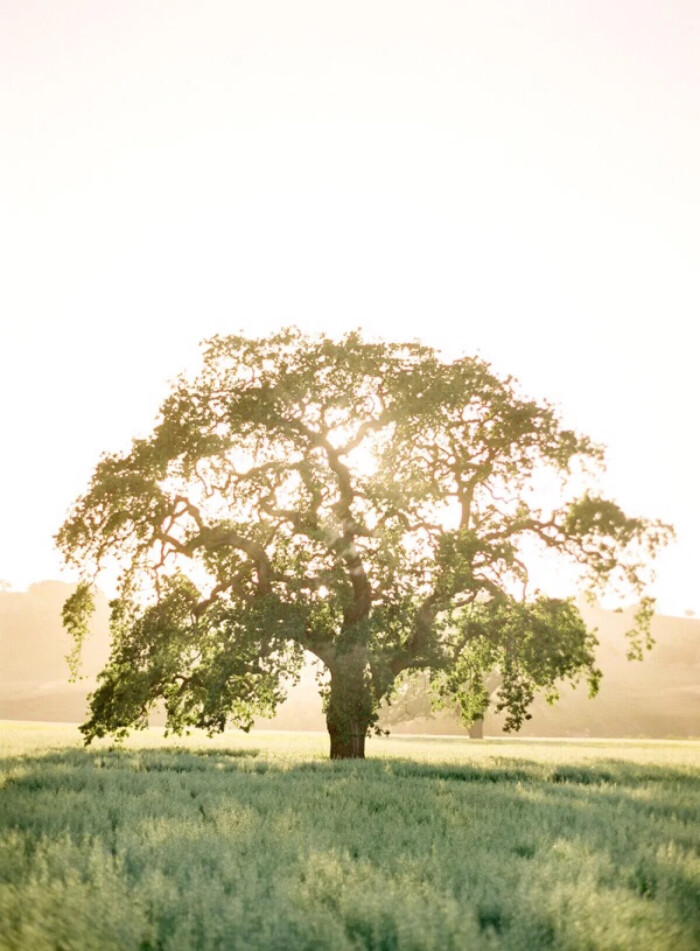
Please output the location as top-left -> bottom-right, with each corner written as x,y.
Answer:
508,602 -> 700,739
1,583 -> 698,737
0,581 -> 111,722
373,603 -> 700,738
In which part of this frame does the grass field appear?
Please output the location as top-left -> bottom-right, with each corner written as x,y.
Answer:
1,723 -> 698,950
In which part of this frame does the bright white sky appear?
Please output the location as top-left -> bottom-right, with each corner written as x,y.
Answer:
1,1 -> 698,614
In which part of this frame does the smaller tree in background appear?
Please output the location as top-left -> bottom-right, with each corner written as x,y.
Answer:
379,669 -> 500,737
57,329 -> 672,758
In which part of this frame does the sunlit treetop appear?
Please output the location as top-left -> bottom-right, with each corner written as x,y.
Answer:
57,328 -> 672,756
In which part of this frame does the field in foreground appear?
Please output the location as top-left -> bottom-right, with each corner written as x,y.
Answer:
1,723 -> 698,950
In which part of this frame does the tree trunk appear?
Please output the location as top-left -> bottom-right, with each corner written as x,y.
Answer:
469,718 -> 484,739
326,654 -> 374,759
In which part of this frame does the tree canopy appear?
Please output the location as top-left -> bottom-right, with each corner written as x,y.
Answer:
57,329 -> 672,757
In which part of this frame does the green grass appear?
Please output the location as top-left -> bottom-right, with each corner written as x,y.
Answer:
1,723 -> 698,950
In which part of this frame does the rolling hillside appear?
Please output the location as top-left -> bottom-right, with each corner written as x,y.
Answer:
1,582 -> 698,737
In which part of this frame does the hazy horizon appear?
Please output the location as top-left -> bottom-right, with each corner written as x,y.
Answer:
3,579 -> 699,738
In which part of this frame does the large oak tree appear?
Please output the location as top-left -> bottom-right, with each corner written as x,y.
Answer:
57,329 -> 671,757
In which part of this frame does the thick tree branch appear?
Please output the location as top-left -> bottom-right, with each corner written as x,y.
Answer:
285,418 -> 373,627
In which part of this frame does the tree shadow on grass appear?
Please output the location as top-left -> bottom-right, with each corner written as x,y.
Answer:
1,746 -> 698,950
